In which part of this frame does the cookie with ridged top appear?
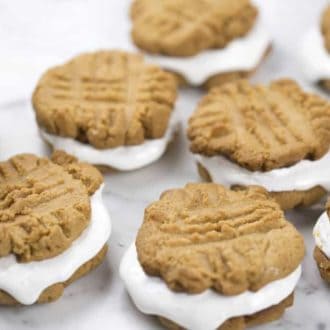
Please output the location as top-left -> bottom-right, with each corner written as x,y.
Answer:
136,183 -> 304,295
0,151 -> 103,262
33,51 -> 177,149
188,79 -> 330,171
131,0 -> 257,57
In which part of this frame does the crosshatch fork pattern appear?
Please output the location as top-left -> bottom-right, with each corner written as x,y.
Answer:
33,51 -> 177,149
136,183 -> 305,295
0,153 -> 102,262
188,79 -> 330,171
131,0 -> 257,56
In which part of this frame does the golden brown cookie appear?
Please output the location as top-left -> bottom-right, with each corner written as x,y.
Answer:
130,0 -> 257,57
314,246 -> 330,283
270,187 -> 327,210
33,51 -> 177,149
136,183 -> 305,295
197,162 -> 327,210
159,293 -> 294,330
0,151 -> 103,262
188,79 -> 330,171
0,244 -> 108,305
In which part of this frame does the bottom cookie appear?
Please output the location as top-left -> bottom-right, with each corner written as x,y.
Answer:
0,244 -> 108,305
173,46 -> 271,90
159,293 -> 294,330
320,80 -> 330,92
314,246 -> 330,283
197,162 -> 327,210
174,71 -> 249,90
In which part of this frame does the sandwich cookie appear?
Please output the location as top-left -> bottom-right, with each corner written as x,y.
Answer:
120,183 -> 305,330
130,0 -> 271,89
188,79 -> 330,209
0,151 -> 111,304
313,201 -> 330,282
32,51 -> 178,171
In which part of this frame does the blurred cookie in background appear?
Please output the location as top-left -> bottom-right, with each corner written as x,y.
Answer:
130,0 -> 271,89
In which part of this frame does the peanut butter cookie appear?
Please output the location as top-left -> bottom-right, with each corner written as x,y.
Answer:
188,79 -> 330,209
0,152 -> 102,262
0,151 -> 110,305
131,0 -> 257,57
33,51 -> 177,149
121,183 -> 304,330
130,0 -> 271,88
137,183 -> 304,294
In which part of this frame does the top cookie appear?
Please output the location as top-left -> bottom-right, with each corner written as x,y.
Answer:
0,151 -> 103,262
188,79 -> 330,171
322,5 -> 330,53
130,0 -> 257,57
33,51 -> 177,149
136,183 -> 304,295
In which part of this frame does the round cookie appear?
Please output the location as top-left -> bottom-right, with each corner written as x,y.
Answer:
0,151 -> 110,305
188,79 -> 330,209
130,0 -> 271,88
313,201 -> 330,283
131,0 -> 258,57
120,183 -> 305,330
0,152 -> 101,261
32,50 -> 178,170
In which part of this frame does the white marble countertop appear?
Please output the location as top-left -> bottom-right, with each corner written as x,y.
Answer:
0,0 -> 329,329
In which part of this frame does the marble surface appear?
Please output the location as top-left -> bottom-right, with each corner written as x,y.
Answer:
0,0 -> 330,329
